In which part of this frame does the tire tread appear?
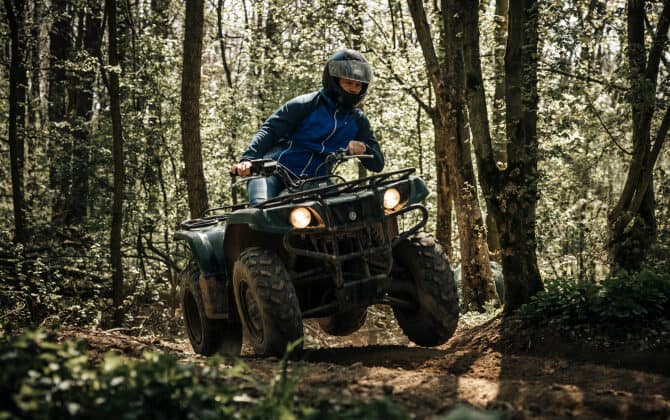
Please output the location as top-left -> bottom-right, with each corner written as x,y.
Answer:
392,232 -> 459,346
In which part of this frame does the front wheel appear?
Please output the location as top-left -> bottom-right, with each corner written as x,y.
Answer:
391,232 -> 459,346
233,247 -> 303,356
181,261 -> 243,356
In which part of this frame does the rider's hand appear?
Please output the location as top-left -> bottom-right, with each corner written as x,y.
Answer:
347,140 -> 366,155
231,160 -> 252,177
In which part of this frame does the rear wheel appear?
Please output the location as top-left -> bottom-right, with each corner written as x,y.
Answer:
233,247 -> 303,356
318,307 -> 367,336
181,261 -> 242,356
391,232 -> 459,346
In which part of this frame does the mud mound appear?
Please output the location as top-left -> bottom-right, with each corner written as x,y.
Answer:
447,316 -> 670,375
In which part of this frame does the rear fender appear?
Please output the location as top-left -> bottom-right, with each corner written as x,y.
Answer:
174,227 -> 227,278
174,227 -> 231,319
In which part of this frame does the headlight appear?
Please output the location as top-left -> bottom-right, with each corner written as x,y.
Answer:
289,207 -> 312,228
383,188 -> 401,210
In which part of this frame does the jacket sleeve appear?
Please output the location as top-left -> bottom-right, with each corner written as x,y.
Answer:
354,111 -> 384,172
241,94 -> 314,160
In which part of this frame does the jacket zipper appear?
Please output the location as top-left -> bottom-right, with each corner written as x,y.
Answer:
300,109 -> 338,176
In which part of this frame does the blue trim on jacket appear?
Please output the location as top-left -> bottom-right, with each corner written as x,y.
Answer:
242,89 -> 384,177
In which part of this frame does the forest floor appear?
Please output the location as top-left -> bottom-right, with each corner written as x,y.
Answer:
57,307 -> 670,419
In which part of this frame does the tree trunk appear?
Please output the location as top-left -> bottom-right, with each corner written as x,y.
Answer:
48,0 -> 72,225
430,112 -> 453,259
180,0 -> 209,218
462,0 -> 504,263
499,0 -> 543,310
216,0 -> 233,88
26,0 -> 49,206
492,0 -> 508,164
461,0 -> 543,311
67,5 -> 101,225
444,0 -> 496,310
608,0 -> 670,271
5,0 -> 28,244
486,213 -> 501,259
143,0 -> 170,213
408,0 -> 496,310
350,14 -> 368,181
488,0 -> 508,257
27,0 -> 41,141
106,0 -> 125,326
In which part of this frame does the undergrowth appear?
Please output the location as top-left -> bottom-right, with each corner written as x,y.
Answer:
519,268 -> 670,337
0,331 -> 406,419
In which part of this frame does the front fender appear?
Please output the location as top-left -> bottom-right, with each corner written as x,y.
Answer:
407,175 -> 429,204
225,207 -> 297,234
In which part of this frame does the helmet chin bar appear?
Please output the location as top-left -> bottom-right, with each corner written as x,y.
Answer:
328,79 -> 368,108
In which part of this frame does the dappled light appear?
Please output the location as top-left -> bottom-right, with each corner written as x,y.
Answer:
1,0 -> 669,417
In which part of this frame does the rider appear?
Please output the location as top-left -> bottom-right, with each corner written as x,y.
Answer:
231,49 -> 385,206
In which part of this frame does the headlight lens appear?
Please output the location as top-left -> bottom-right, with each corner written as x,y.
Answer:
383,188 -> 401,210
289,207 -> 312,228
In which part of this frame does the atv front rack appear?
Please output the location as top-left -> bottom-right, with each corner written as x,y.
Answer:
178,168 -> 416,230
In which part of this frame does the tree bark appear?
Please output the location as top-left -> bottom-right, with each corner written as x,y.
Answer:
180,0 -> 209,218
492,0 -> 508,164
4,0 -> 28,244
431,112 -> 453,259
489,0 -> 508,256
499,0 -> 543,309
106,0 -> 126,326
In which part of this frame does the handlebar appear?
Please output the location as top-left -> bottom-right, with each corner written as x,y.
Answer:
230,159 -> 279,205
229,158 -> 277,178
230,150 -> 374,203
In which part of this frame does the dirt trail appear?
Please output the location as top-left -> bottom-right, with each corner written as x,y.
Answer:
60,312 -> 670,419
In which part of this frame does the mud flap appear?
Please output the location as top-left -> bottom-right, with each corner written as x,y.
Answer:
199,274 -> 230,319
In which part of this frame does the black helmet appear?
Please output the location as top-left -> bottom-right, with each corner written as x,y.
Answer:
322,49 -> 373,108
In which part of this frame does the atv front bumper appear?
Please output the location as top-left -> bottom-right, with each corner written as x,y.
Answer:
283,204 -> 428,317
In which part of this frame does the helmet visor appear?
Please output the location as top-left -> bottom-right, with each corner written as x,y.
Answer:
328,60 -> 373,83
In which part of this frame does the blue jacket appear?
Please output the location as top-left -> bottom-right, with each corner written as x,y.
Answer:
242,89 -> 384,177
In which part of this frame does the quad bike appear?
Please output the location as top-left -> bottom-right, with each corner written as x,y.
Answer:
174,152 -> 459,356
